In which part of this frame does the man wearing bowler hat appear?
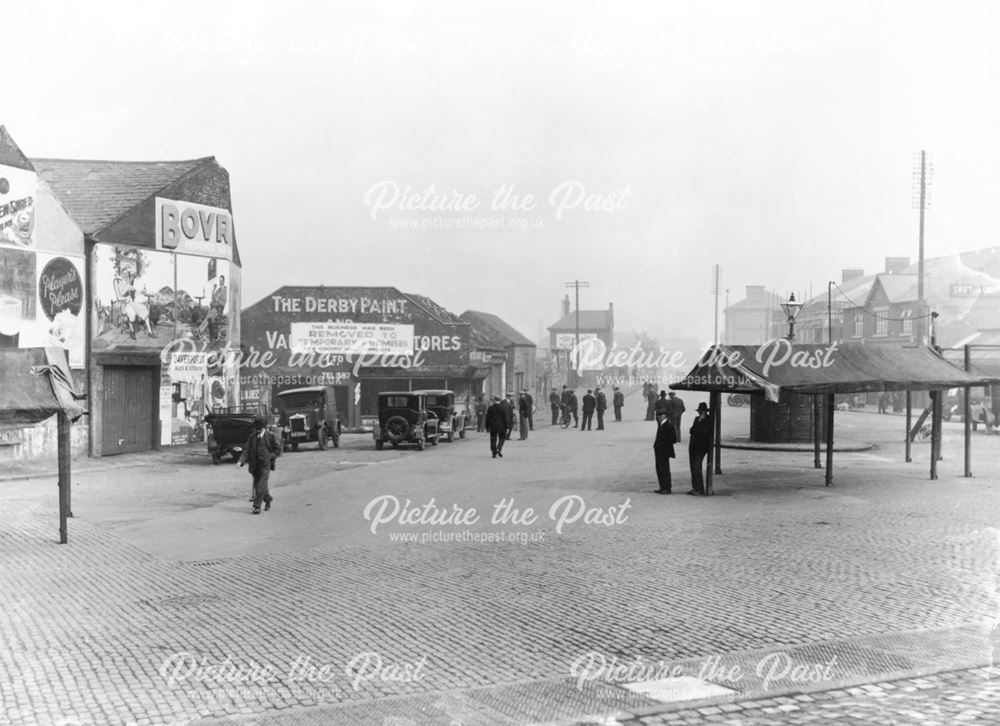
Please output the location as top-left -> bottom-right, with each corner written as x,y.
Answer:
239,415 -> 280,514
688,402 -> 713,495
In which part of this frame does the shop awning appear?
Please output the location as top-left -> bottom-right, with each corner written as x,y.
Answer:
669,342 -> 992,402
358,365 -> 491,380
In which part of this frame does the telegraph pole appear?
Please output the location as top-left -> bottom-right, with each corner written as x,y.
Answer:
565,279 -> 590,386
711,264 -> 721,343
913,150 -> 932,345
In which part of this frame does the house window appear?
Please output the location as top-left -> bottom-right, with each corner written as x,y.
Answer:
902,310 -> 913,335
873,307 -> 889,337
853,314 -> 863,338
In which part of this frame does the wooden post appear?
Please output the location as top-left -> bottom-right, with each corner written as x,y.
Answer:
929,390 -> 938,480
825,393 -> 835,486
713,392 -> 722,475
964,345 -> 972,477
905,390 -> 912,463
813,394 -> 821,469
57,411 -> 71,544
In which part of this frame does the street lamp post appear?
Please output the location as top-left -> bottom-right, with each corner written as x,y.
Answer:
780,293 -> 803,341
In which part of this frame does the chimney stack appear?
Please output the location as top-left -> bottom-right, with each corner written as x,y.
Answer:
884,256 -> 910,274
562,295 -> 570,318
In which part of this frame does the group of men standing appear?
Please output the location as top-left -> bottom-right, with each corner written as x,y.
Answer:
652,393 -> 713,496
549,385 -> 625,429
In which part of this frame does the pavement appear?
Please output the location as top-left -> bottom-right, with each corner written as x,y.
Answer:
4,405 -> 1000,725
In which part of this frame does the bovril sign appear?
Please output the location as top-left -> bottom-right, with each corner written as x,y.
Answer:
155,197 -> 233,260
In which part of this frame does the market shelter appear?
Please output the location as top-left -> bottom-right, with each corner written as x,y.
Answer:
669,340 -> 993,490
2,348 -> 87,543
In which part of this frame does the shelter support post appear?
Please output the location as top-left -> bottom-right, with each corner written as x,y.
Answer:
713,393 -> 721,475
825,393 -> 834,486
813,395 -> 821,469
905,391 -> 912,463
964,345 -> 972,477
57,411 -> 71,544
706,391 -> 720,495
929,390 -> 939,480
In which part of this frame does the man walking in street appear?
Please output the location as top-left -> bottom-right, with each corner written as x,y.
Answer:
550,388 -> 561,425
565,387 -> 579,427
665,392 -> 686,442
581,389 -> 596,431
613,386 -> 624,421
239,415 -> 280,514
688,402 -> 713,495
595,386 -> 607,430
653,411 -> 677,494
485,395 -> 512,458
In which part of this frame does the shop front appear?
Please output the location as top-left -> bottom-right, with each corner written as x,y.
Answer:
240,287 -> 480,428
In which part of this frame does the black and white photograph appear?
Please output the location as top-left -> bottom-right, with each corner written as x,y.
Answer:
4,1 -> 1000,724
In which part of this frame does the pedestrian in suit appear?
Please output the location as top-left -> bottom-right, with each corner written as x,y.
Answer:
567,388 -> 579,427
549,388 -> 561,425
595,386 -> 607,430
522,389 -> 534,430
485,395 -> 512,458
688,402 -> 713,495
653,414 -> 677,493
239,415 -> 280,514
665,392 -> 686,442
645,384 -> 657,421
613,386 -> 624,421
475,394 -> 487,432
581,389 -> 596,431
653,390 -> 670,422
518,391 -> 531,440
504,394 -> 517,432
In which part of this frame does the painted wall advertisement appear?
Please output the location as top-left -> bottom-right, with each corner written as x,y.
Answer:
91,238 -> 238,445
0,165 -> 86,366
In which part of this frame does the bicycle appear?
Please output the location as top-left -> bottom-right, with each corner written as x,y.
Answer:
560,404 -> 572,429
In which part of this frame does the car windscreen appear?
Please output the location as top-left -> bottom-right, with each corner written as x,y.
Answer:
424,395 -> 450,407
278,393 -> 320,409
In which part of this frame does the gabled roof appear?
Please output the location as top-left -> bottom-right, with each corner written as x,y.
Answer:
461,310 -> 535,348
0,126 -> 34,171
548,310 -> 612,332
30,157 -> 209,235
870,274 -> 919,305
402,291 -> 465,325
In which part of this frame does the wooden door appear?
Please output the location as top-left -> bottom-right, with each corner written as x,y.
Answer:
102,366 -> 156,455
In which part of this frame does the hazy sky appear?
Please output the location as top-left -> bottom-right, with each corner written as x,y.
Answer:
9,0 -> 1000,348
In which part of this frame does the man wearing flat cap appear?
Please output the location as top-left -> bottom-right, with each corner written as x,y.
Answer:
485,395 -> 513,458
239,414 -> 280,514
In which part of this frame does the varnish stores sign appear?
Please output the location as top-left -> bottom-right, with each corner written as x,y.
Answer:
290,322 -> 414,356
155,198 -> 233,259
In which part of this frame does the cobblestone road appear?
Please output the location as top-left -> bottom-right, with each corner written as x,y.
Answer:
3,405 -> 1000,724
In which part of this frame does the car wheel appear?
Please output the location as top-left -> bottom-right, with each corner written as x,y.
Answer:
416,437 -> 425,451
375,439 -> 384,450
385,415 -> 411,442
317,425 -> 328,450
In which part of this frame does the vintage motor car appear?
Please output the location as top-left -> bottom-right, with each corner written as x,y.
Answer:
372,391 -> 440,450
204,407 -> 282,464
411,389 -> 468,442
275,385 -> 342,451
